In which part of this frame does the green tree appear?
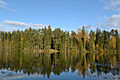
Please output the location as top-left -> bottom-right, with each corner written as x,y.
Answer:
89,30 -> 95,51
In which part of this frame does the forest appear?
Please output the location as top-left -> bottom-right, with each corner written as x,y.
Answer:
0,25 -> 120,54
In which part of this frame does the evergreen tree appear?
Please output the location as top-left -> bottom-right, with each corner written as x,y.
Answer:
115,30 -> 119,52
89,30 -> 95,51
0,25 -> 120,54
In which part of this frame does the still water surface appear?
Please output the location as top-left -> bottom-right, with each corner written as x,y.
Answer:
0,52 -> 120,80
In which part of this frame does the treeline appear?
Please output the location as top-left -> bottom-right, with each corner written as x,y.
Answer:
0,25 -> 120,53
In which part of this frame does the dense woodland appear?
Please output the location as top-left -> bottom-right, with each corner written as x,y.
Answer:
0,26 -> 120,54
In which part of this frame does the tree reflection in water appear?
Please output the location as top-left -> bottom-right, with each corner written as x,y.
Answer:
0,50 -> 120,79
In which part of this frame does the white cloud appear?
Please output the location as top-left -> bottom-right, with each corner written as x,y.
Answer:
111,0 -> 120,6
102,0 -> 120,11
96,15 -> 120,28
10,28 -> 17,31
0,25 -> 4,27
3,20 -> 49,28
0,25 -> 4,31
0,0 -> 16,11
2,20 -> 52,32
98,0 -> 120,29
4,20 -> 29,27
106,14 -> 120,27
32,24 -> 47,28
0,5 -> 16,11
107,27 -> 120,31
117,28 -> 120,31
0,0 -> 7,5
117,8 -> 120,11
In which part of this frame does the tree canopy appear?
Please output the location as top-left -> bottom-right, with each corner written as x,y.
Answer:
0,26 -> 120,54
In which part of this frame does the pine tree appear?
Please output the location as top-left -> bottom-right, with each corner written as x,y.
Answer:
89,30 -> 95,51
115,30 -> 119,52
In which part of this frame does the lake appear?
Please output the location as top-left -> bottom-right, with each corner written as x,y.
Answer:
0,52 -> 120,80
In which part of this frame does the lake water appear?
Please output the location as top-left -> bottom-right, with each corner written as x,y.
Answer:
0,52 -> 120,80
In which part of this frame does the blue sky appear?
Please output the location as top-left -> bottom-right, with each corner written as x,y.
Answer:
0,0 -> 120,32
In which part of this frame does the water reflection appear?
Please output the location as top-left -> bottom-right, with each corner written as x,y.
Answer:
0,50 -> 120,80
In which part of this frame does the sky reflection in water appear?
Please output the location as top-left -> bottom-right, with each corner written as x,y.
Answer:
0,52 -> 120,80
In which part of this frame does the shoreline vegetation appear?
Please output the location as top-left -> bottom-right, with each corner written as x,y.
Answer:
0,25 -> 120,54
